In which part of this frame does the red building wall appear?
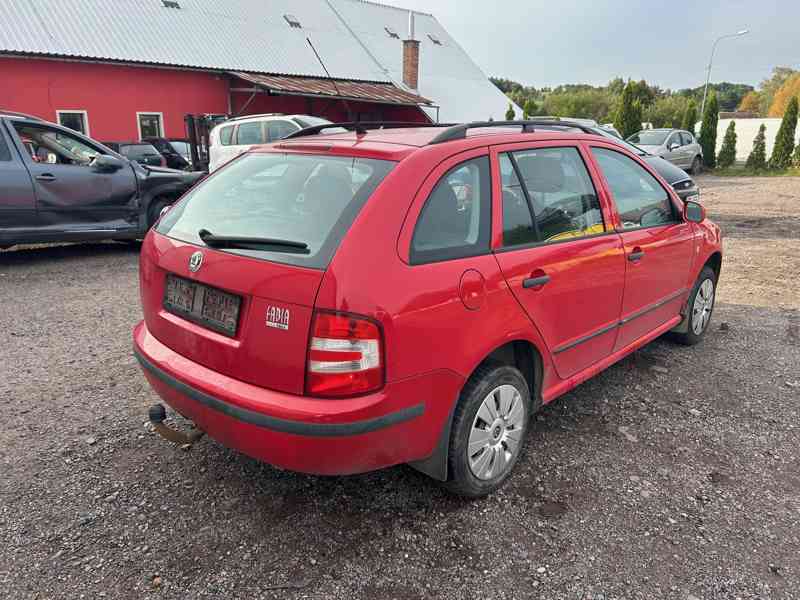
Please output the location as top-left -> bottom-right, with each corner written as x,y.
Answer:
0,56 -> 230,141
0,56 -> 429,142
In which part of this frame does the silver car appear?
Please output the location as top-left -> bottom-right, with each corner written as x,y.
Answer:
627,128 -> 703,174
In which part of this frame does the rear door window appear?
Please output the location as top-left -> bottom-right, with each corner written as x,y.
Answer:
591,147 -> 676,229
0,129 -> 10,161
505,147 -> 604,244
680,132 -> 694,146
156,153 -> 395,269
410,156 -> 491,265
236,122 -> 265,145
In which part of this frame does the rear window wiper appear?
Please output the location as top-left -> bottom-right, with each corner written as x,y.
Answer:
198,229 -> 310,254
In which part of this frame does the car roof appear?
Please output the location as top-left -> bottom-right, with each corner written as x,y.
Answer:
254,126 -> 614,162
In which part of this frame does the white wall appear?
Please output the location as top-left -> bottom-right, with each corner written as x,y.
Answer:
709,118 -> 800,163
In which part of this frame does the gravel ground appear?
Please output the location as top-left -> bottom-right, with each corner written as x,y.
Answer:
1,175 -> 798,600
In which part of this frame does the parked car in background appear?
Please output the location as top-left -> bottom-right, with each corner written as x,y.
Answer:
143,137 -> 193,170
0,111 -> 203,249
627,129 -> 703,174
135,120 -> 721,498
103,141 -> 167,167
588,127 -> 700,202
208,114 -> 336,171
536,121 -> 701,202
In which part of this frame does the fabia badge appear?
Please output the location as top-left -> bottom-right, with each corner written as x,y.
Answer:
188,251 -> 203,273
266,305 -> 290,330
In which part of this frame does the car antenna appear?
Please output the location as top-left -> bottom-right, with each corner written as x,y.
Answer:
306,37 -> 365,134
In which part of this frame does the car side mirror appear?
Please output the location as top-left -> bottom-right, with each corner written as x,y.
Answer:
93,154 -> 125,172
669,143 -> 680,151
684,200 -> 705,223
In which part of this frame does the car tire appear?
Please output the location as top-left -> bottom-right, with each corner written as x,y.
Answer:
147,197 -> 171,230
691,156 -> 702,175
443,364 -> 530,498
671,266 -> 717,346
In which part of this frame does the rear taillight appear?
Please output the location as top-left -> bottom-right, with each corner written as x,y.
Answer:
306,311 -> 384,398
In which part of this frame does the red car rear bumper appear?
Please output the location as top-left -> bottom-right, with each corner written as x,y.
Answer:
133,321 -> 461,475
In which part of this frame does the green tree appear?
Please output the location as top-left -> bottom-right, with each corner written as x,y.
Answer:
768,95 -> 798,169
698,91 -> 719,168
793,142 -> 800,168
505,103 -> 516,121
745,124 -> 767,170
523,99 -> 538,119
614,81 -> 643,138
716,121 -> 737,168
759,67 -> 797,116
681,100 -> 698,135
643,95 -> 689,128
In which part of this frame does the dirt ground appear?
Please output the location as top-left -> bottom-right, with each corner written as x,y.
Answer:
1,175 -> 798,600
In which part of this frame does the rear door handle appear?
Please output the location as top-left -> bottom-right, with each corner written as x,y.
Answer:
628,249 -> 645,262
36,173 -> 56,182
523,275 -> 550,289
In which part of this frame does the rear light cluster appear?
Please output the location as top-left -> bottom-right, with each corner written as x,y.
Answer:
306,311 -> 384,398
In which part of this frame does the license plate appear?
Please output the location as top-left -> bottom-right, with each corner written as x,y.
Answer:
163,275 -> 241,336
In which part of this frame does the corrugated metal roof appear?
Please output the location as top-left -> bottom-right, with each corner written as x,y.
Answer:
0,0 -> 517,119
0,0 -> 390,82
331,0 -> 521,121
232,72 -> 431,106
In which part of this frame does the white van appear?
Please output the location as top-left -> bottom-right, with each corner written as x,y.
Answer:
208,114 -> 334,172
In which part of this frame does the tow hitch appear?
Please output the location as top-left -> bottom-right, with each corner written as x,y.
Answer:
148,404 -> 205,448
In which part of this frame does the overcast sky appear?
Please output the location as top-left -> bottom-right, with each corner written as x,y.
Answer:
388,0 -> 798,90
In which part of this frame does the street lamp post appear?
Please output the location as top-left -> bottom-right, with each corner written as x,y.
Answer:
700,29 -> 749,119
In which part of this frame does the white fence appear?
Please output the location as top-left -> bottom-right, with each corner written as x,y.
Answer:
707,118 -> 800,164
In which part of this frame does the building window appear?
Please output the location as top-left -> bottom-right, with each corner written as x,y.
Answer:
56,110 -> 89,136
137,112 -> 164,139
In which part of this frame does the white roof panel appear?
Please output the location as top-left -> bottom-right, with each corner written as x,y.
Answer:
330,0 -> 520,121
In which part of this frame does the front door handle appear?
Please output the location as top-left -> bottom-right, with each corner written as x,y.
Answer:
628,248 -> 645,262
523,274 -> 551,289
36,173 -> 56,182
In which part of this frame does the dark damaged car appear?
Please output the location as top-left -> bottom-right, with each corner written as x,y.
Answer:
0,111 -> 203,250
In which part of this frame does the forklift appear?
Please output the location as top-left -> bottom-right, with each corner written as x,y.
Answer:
184,113 -> 228,173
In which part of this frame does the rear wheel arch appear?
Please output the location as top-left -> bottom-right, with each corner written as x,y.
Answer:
407,338 -> 544,482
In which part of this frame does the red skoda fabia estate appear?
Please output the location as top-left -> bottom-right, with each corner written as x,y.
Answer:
134,121 -> 722,497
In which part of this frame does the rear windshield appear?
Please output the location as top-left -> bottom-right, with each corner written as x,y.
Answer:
627,131 -> 669,145
122,144 -> 160,158
169,141 -> 189,154
156,153 -> 396,269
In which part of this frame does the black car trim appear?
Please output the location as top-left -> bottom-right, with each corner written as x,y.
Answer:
134,349 -> 424,437
553,322 -> 619,354
552,288 -> 688,354
619,288 -> 687,325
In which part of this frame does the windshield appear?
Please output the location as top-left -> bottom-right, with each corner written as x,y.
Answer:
169,141 -> 190,155
156,153 -> 395,269
627,131 -> 670,146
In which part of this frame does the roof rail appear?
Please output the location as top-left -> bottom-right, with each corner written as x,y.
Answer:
0,109 -> 45,121
282,121 -> 455,141
428,119 -> 600,145
226,113 -> 285,122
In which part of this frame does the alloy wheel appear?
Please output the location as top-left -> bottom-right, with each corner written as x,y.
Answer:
692,278 -> 715,335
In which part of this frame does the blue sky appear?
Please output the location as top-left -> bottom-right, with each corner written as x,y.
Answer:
389,0 -> 798,90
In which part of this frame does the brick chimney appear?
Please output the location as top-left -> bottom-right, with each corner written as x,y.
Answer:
402,12 -> 420,91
